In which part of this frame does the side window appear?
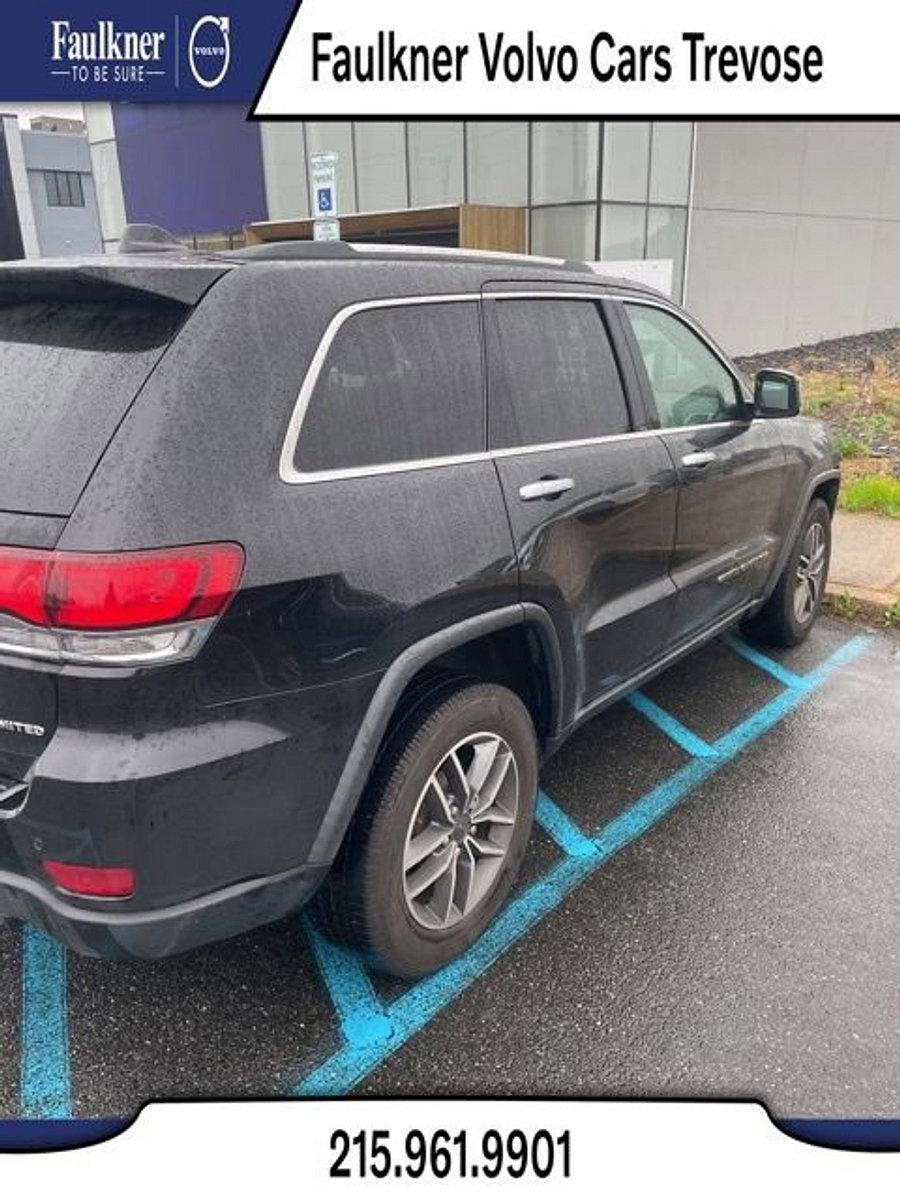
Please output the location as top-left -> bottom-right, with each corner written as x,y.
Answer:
488,299 -> 631,449
294,301 -> 483,473
624,303 -> 741,428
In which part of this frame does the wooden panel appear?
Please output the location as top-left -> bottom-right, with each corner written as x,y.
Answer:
245,204 -> 527,253
246,206 -> 460,244
459,205 -> 527,253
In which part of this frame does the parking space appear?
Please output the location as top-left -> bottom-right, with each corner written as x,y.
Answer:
0,618 -> 897,1121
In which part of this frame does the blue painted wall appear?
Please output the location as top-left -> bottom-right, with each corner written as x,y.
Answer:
113,105 -> 266,236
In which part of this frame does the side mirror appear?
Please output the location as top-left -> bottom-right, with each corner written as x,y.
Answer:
753,369 -> 801,418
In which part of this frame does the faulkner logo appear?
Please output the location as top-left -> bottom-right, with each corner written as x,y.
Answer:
189,15 -> 231,88
50,18 -> 167,83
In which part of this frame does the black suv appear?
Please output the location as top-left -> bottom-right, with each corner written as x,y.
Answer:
0,230 -> 838,977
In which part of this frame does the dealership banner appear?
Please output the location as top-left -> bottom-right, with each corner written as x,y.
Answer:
1,0 -> 899,112
3,0 -> 296,100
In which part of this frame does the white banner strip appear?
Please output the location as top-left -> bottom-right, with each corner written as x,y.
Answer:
253,0 -> 895,117
3,1103 -> 900,1194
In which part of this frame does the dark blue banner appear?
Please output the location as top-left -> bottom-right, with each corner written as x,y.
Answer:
2,1 -> 297,101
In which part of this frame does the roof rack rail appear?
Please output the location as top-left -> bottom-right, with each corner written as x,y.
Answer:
227,239 -> 596,272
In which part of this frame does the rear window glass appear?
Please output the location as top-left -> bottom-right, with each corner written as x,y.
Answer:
294,302 -> 484,474
0,298 -> 185,515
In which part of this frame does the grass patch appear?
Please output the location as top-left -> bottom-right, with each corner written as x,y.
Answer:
827,590 -> 862,621
834,433 -> 868,458
839,474 -> 900,518
801,370 -> 860,417
736,336 -> 900,474
796,360 -> 900,454
824,590 -> 900,628
855,410 -> 895,444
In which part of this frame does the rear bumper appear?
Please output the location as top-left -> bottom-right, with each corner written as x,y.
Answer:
0,860 -> 329,958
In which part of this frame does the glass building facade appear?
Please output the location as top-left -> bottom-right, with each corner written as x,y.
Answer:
259,121 -> 695,299
79,113 -> 900,356
85,111 -> 694,300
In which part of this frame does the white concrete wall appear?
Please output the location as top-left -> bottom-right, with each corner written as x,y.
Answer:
82,103 -> 126,251
0,116 -> 39,258
685,122 -> 900,356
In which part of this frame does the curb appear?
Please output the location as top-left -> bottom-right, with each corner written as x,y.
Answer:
824,581 -> 900,625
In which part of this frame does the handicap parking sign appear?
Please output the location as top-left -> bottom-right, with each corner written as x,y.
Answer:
316,186 -> 334,215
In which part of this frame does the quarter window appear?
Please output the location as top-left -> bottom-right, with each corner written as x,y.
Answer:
624,303 -> 741,428
294,301 -> 483,474
489,299 -> 631,448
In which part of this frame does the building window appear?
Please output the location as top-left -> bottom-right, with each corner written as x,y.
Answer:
601,122 -> 651,203
646,206 -> 688,300
531,122 -> 599,205
44,170 -> 85,208
260,123 -> 308,220
649,123 -> 693,205
354,122 -> 408,211
530,204 -> 596,259
466,122 -> 528,206
599,203 -> 647,260
408,122 -> 464,206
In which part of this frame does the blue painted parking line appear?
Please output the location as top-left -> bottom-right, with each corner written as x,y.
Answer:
626,690 -> 718,758
305,922 -> 393,1049
720,632 -> 808,691
19,926 -> 70,1119
535,790 -> 599,857
292,633 -> 870,1098
713,634 -> 868,758
12,632 -> 870,1115
296,853 -> 598,1096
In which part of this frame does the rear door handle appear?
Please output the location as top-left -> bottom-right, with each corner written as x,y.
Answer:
681,451 -> 717,469
518,476 -> 575,502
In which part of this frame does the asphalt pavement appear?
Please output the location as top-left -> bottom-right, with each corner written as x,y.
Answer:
0,616 -> 897,1122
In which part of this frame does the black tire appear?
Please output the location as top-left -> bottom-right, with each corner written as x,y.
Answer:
312,682 -> 538,979
742,498 -> 832,647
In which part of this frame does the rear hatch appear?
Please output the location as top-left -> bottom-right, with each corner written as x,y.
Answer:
0,258 -> 228,790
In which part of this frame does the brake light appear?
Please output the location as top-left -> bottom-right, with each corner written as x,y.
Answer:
0,543 -> 244,666
43,860 -> 135,898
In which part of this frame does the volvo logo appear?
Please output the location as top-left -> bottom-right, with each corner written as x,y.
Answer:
189,15 -> 231,88
0,717 -> 45,738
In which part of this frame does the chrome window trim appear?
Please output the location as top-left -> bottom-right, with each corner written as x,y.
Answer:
278,289 -> 751,486
490,420 -> 746,460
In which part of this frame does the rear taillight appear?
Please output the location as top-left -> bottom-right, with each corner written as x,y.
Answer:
0,543 -> 244,666
43,860 -> 135,898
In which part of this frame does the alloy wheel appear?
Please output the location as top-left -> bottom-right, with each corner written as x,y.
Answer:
794,520 -> 827,624
402,731 -> 519,931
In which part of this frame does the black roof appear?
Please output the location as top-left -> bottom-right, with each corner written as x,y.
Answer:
0,225 -> 665,305
113,223 -> 662,297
